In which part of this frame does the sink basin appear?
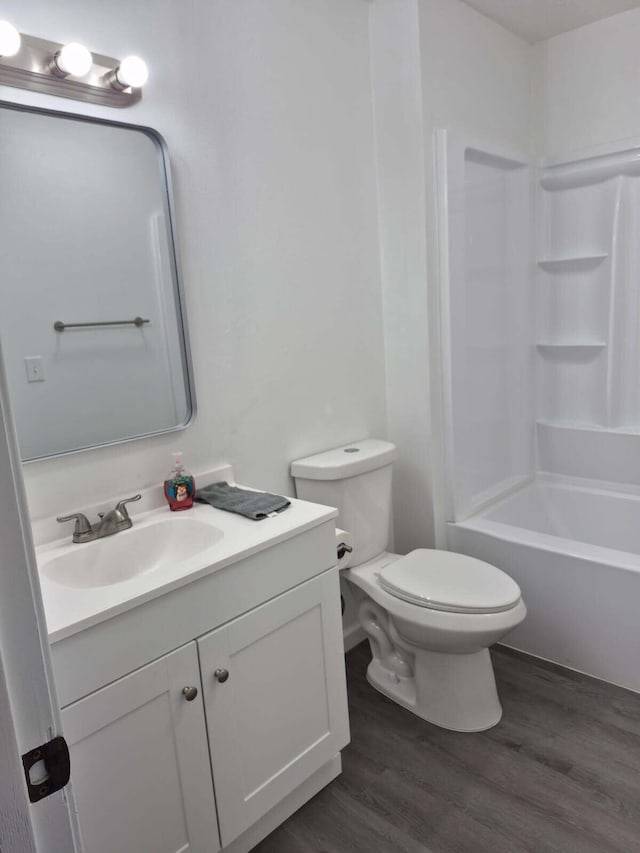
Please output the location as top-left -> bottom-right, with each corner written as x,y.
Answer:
40,516 -> 224,589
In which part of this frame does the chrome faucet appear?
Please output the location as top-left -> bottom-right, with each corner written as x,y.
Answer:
57,495 -> 142,543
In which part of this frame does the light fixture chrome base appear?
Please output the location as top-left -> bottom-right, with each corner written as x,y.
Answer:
0,33 -> 141,108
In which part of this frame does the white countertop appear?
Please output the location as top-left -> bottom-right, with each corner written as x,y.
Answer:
38,491 -> 337,644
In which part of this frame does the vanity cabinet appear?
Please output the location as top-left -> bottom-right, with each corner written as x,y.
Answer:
199,569 -> 349,847
59,564 -> 349,853
61,642 -> 220,853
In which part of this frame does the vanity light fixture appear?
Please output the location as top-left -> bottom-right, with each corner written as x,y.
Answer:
0,20 -> 20,57
0,28 -> 147,107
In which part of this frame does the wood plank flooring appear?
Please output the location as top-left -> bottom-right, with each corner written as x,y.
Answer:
253,643 -> 640,853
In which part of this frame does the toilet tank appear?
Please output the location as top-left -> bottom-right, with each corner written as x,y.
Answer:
291,439 -> 397,566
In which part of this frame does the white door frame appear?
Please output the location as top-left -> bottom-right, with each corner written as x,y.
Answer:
0,339 -> 81,852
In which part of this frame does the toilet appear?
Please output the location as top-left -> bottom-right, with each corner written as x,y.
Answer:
291,439 -> 526,732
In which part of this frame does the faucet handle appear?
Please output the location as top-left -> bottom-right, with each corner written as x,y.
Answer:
56,513 -> 93,542
114,494 -> 142,522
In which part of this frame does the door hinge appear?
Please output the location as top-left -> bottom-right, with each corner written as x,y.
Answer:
22,735 -> 71,803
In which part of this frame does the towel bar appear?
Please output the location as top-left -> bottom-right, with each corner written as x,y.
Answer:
53,317 -> 150,331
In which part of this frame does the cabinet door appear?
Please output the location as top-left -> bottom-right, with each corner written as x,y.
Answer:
198,569 -> 350,846
61,642 -> 220,853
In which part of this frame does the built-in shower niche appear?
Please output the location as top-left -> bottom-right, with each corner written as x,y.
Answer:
536,173 -> 617,428
537,146 -> 640,431
437,131 -> 534,522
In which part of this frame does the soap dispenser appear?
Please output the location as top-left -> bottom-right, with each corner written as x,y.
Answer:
164,452 -> 195,511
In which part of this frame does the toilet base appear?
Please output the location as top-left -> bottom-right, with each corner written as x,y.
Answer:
366,646 -> 502,732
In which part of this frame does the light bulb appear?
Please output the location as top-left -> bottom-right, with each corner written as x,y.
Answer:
54,42 -> 92,77
114,55 -> 148,89
0,20 -> 20,57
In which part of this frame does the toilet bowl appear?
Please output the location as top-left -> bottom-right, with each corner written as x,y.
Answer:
345,551 -> 526,731
291,439 -> 527,732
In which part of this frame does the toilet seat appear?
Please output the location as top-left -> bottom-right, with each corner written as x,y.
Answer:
377,549 -> 521,614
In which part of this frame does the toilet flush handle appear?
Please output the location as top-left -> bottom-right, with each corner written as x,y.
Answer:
337,543 -> 353,561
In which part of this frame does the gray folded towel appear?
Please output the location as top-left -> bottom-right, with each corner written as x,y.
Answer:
196,481 -> 291,520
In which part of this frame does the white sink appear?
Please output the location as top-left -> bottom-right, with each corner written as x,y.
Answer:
40,516 -> 224,589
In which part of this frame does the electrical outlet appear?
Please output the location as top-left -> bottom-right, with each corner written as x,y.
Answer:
25,356 -> 45,383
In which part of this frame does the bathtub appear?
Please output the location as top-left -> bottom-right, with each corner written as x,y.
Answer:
448,474 -> 640,692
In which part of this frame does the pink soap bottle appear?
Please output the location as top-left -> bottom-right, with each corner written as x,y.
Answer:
164,452 -> 195,511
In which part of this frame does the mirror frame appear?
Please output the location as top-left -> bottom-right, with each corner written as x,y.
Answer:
0,100 -> 197,462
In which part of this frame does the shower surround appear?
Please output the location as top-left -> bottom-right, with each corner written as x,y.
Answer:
439,129 -> 640,691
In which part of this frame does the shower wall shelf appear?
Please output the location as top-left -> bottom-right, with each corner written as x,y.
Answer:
537,254 -> 608,272
536,341 -> 606,351
537,420 -> 640,436
536,419 -> 604,430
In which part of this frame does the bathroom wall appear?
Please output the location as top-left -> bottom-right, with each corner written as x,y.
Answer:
418,0 -> 534,154
0,0 -> 388,521
534,7 -> 640,158
369,0 -> 432,553
369,0 -> 534,549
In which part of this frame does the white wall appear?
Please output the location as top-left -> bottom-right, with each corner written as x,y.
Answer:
369,0 -> 534,549
369,0 -> 432,553
536,8 -> 640,158
0,0 -> 387,521
418,0 -> 533,154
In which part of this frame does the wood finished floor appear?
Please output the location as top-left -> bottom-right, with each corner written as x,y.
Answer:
253,642 -> 640,853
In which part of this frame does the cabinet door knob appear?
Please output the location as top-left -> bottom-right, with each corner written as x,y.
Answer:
182,686 -> 198,701
214,668 -> 229,683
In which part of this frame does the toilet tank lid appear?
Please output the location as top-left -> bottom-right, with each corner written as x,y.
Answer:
290,439 -> 397,480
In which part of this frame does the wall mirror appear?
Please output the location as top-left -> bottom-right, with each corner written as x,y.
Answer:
0,103 -> 195,461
